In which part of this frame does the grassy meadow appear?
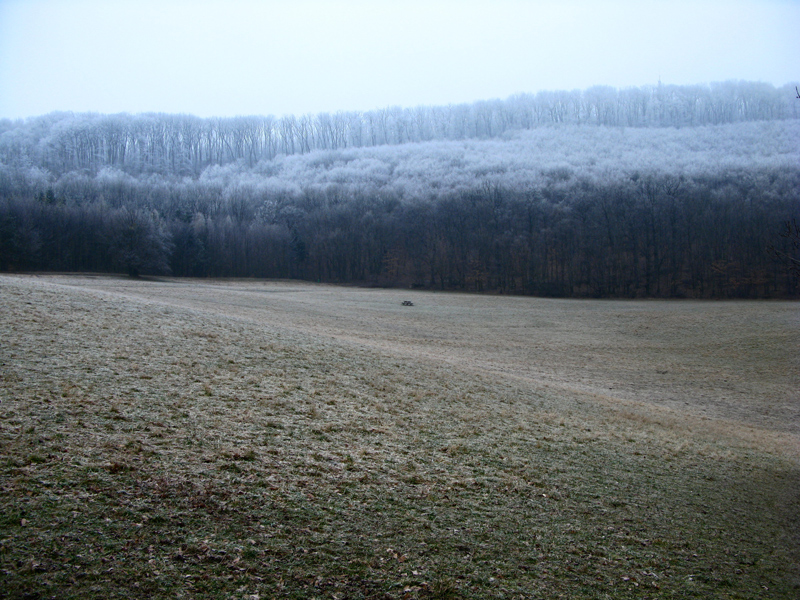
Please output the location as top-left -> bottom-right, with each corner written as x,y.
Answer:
1,274 -> 799,599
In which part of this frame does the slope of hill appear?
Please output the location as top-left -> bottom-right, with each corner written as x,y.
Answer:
1,96 -> 799,297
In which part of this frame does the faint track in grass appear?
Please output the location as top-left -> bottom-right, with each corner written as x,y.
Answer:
14,274 -> 799,456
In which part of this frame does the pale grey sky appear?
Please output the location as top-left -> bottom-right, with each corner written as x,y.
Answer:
0,0 -> 797,119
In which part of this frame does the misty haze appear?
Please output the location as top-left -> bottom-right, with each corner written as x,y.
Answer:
2,1 -> 800,598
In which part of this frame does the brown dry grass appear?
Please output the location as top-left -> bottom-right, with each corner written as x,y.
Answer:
1,274 -> 799,599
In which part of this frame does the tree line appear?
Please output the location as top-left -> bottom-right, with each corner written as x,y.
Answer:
1,81 -> 797,177
1,164 -> 797,298
1,87 -> 798,298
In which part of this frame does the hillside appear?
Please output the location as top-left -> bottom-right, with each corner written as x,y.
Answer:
1,84 -> 799,297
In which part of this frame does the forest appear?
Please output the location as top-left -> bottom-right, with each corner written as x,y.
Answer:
1,80 -> 799,298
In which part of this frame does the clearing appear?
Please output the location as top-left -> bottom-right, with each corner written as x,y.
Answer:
1,274 -> 799,599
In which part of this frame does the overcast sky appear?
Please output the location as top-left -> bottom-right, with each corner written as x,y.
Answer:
0,0 -> 797,120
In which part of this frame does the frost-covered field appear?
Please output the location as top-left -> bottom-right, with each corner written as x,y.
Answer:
2,274 -> 799,599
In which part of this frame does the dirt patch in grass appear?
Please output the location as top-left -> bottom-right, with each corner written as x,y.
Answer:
1,274 -> 799,599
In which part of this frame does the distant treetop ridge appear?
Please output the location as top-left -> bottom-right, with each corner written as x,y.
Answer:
1,81 -> 797,177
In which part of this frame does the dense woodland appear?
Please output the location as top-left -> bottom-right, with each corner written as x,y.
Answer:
1,81 -> 799,297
